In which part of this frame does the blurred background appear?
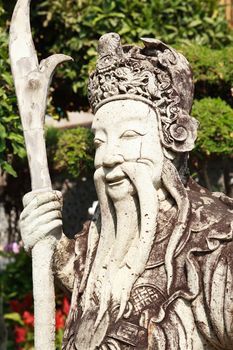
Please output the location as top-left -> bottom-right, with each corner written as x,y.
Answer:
0,0 -> 233,349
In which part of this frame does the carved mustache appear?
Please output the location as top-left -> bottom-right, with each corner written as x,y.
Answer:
101,159 -> 154,188
104,167 -> 126,183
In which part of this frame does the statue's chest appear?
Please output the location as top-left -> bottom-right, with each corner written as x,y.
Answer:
105,266 -> 167,348
130,265 -> 168,317
105,263 -> 212,350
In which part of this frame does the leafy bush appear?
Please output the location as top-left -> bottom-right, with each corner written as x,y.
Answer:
0,28 -> 25,176
177,44 -> 233,104
192,97 -> 233,157
46,127 -> 94,179
178,44 -> 233,85
26,0 -> 232,111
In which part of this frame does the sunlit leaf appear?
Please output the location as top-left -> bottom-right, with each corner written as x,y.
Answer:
4,312 -> 24,325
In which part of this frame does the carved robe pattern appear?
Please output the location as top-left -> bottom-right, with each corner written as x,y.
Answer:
57,180 -> 233,350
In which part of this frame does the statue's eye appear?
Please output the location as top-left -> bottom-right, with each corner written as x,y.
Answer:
94,138 -> 104,148
120,130 -> 141,138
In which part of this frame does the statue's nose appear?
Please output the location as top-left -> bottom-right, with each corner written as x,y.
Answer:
102,152 -> 124,168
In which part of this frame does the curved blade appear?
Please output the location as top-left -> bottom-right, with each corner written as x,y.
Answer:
39,54 -> 73,82
9,0 -> 38,82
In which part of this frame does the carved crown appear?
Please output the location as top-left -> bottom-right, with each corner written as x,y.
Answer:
88,33 -> 198,153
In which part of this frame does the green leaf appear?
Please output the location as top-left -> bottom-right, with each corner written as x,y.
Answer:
2,162 -> 17,177
4,312 -> 24,325
188,19 -> 202,27
1,72 -> 13,85
0,123 -> 6,137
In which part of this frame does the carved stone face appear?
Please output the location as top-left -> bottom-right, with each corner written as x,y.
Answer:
92,99 -> 164,201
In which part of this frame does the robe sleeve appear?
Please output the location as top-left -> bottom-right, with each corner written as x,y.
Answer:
203,241 -> 233,348
193,235 -> 233,349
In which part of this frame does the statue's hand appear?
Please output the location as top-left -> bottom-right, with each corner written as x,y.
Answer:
20,191 -> 63,253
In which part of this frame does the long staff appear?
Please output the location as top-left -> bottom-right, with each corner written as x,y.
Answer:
9,1 -> 72,348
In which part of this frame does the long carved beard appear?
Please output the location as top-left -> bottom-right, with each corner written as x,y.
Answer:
75,162 -> 159,349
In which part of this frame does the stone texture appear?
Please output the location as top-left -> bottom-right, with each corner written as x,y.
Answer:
14,21 -> 233,350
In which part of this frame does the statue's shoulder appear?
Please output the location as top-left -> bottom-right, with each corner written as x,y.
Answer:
186,181 -> 233,348
187,178 -> 233,238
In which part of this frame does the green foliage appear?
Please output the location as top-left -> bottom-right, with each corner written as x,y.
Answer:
46,127 -> 95,179
192,98 -> 233,157
0,250 -> 32,301
26,0 -> 232,111
178,44 -> 233,84
0,25 -> 26,176
177,44 -> 233,104
4,312 -> 24,325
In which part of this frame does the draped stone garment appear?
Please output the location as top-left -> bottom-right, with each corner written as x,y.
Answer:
57,180 -> 233,350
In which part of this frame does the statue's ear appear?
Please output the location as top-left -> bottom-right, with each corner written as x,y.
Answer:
161,113 -> 199,153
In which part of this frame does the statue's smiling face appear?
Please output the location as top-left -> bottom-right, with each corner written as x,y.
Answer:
92,100 -> 164,200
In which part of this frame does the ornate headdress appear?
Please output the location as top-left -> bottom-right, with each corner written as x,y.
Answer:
88,33 -> 198,153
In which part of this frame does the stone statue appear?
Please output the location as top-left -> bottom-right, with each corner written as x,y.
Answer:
19,32 -> 233,350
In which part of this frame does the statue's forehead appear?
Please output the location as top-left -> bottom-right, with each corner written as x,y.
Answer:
92,99 -> 156,129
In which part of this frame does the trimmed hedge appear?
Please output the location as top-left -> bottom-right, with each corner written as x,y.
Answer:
192,97 -> 233,157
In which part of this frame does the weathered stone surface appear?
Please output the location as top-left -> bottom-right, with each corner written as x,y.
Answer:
17,31 -> 233,350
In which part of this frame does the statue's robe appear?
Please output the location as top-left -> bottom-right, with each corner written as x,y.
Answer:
56,179 -> 233,350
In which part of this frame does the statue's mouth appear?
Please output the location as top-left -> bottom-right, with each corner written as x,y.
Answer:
105,173 -> 126,187
108,178 -> 125,187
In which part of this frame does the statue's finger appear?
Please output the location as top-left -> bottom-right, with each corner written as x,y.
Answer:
23,219 -> 63,252
22,201 -> 62,223
22,190 -> 62,210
